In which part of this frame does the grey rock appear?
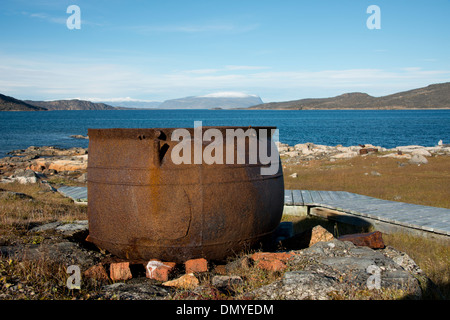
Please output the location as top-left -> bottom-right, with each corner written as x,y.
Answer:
30,220 -> 89,237
409,154 -> 428,165
3,169 -> 39,184
55,220 -> 89,236
102,280 -> 172,300
77,172 -> 88,183
30,221 -> 63,233
0,189 -> 33,200
252,271 -> 338,300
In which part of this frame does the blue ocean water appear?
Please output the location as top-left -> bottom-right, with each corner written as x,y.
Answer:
1,109 -> 449,158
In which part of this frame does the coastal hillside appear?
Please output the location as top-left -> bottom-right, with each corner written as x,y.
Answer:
249,82 -> 450,110
24,99 -> 118,111
0,94 -> 47,111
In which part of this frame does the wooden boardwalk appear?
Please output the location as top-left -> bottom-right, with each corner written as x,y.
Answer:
285,190 -> 450,237
57,186 -> 88,204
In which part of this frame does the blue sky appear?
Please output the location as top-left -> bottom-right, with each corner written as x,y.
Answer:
0,0 -> 449,103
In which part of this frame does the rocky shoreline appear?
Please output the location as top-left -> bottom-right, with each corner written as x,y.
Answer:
1,141 -> 449,186
0,146 -> 88,185
277,141 -> 450,164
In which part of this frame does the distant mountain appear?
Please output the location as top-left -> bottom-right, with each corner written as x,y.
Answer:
159,92 -> 263,109
104,100 -> 162,109
25,99 -> 119,110
249,82 -> 450,110
0,93 -> 47,111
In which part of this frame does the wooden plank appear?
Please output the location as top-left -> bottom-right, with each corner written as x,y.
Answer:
284,189 -> 293,206
333,191 -> 349,199
309,190 -> 323,203
317,191 -> 333,202
300,190 -> 313,204
292,190 -> 303,205
326,191 -> 342,201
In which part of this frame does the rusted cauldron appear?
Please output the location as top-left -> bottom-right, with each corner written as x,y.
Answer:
87,127 -> 284,263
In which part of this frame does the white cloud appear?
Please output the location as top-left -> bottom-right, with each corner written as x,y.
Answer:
1,53 -> 449,101
225,65 -> 270,71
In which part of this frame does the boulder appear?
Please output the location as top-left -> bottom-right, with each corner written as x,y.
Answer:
309,225 -> 335,247
102,281 -> 172,300
9,169 -> 38,184
409,154 -> 428,165
332,151 -> 358,159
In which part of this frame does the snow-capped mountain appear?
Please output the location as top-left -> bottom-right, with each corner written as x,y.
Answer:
158,92 -> 263,109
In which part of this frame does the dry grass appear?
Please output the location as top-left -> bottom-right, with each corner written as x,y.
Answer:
0,182 -> 87,245
383,233 -> 450,299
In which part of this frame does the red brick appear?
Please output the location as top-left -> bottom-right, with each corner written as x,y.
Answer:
251,252 -> 297,272
338,231 -> 385,249
255,259 -> 287,272
145,260 -> 176,282
109,262 -> 132,281
185,258 -> 208,273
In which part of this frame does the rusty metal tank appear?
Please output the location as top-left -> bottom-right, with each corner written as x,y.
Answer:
87,126 -> 284,263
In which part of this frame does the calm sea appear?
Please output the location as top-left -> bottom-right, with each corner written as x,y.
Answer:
1,109 -> 449,158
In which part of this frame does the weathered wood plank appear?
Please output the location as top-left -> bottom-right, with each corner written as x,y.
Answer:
309,190 -> 323,203
317,191 -> 333,203
292,190 -> 303,205
300,190 -> 313,204
284,189 -> 293,206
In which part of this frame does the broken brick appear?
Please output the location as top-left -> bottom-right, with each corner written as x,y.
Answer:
145,260 -> 176,282
185,258 -> 208,273
255,259 -> 287,272
109,262 -> 132,281
338,231 -> 385,249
